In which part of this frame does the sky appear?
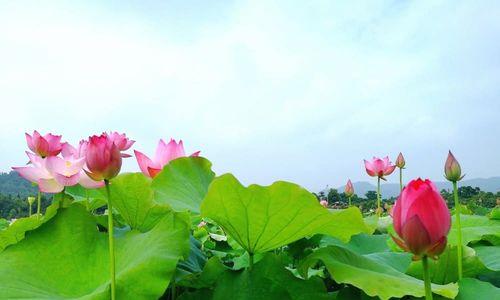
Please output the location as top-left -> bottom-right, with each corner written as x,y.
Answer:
1,1 -> 500,191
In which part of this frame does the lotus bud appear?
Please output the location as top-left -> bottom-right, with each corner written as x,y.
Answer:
396,152 -> 405,168
444,151 -> 464,182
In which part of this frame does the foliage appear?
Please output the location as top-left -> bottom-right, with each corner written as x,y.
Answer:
1,157 -> 499,299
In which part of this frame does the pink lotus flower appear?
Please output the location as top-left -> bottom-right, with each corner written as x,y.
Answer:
444,151 -> 464,182
396,152 -> 405,168
344,179 -> 354,197
134,139 -> 200,178
320,200 -> 328,208
105,131 -> 135,157
13,143 -> 104,193
391,178 -> 451,259
364,156 -> 396,179
85,134 -> 124,181
25,130 -> 63,158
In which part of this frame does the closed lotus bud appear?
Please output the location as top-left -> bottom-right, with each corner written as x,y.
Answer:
85,134 -> 123,181
396,152 -> 405,168
344,179 -> 354,197
444,151 -> 464,182
391,178 -> 451,259
320,200 -> 328,208
27,196 -> 35,205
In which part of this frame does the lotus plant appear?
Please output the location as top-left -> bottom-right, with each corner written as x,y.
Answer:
392,178 -> 451,300
364,156 -> 396,216
395,152 -> 405,192
444,150 -> 465,279
134,138 -> 200,178
344,179 -> 354,206
85,132 -> 133,300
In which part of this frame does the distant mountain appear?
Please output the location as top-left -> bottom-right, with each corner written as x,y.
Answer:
335,177 -> 500,198
0,171 -> 37,198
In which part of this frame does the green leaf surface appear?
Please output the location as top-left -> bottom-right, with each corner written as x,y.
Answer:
152,157 -> 215,214
201,174 -> 371,253
299,246 -> 458,300
0,219 -> 8,230
406,245 -> 487,284
0,203 -> 190,299
0,200 -> 61,252
65,184 -> 107,211
212,254 -> 329,300
475,246 -> 500,271
448,215 -> 500,246
107,172 -> 171,231
455,278 -> 500,300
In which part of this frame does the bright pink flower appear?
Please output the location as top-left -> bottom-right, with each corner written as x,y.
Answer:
391,178 -> 451,259
364,156 -> 396,179
344,179 -> 354,197
85,134 -> 123,181
320,200 -> 328,208
105,132 -> 135,157
444,151 -> 464,182
134,139 -> 200,178
396,152 -> 405,168
25,130 -> 63,157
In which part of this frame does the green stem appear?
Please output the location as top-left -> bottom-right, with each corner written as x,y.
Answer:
348,196 -> 352,207
105,180 -> 116,300
28,201 -> 32,217
399,167 -> 403,192
171,281 -> 176,300
248,252 -> 254,271
36,190 -> 41,219
422,255 -> 433,300
452,181 -> 463,280
376,177 -> 381,217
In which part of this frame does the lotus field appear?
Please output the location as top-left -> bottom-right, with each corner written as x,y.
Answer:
1,131 -> 499,300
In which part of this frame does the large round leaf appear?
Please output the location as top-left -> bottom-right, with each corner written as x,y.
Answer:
475,246 -> 500,272
0,204 -> 190,299
212,254 -> 329,300
200,174 -> 371,254
152,157 -> 215,214
455,278 -> 500,300
107,172 -> 170,232
0,199 -> 61,252
298,245 -> 458,300
448,215 -> 500,246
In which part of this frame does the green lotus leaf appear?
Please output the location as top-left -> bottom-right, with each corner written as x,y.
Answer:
65,184 -> 107,211
152,157 -> 215,214
200,174 -> 371,254
106,172 -> 171,232
448,215 -> 500,246
212,253 -> 329,300
475,246 -> 500,272
0,199 -> 61,252
298,245 -> 458,300
0,203 -> 190,299
455,278 -> 500,299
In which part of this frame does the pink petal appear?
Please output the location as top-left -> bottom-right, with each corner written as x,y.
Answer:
79,173 -> 105,189
25,133 -> 34,151
190,151 -> 201,157
61,142 -> 78,158
53,172 -> 80,186
147,166 -> 162,178
364,160 -> 376,177
45,156 -> 85,176
384,164 -> 396,176
38,178 -> 64,193
134,150 -> 154,177
12,166 -> 44,183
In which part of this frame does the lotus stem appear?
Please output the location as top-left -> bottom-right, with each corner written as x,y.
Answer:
399,167 -> 403,192
422,255 -> 433,300
452,181 -> 463,279
36,190 -> 41,218
376,177 -> 381,217
348,196 -> 352,207
171,281 -> 176,300
105,180 -> 116,300
248,252 -> 254,271
28,202 -> 32,217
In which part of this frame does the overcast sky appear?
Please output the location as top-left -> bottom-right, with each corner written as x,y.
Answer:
1,1 -> 499,191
